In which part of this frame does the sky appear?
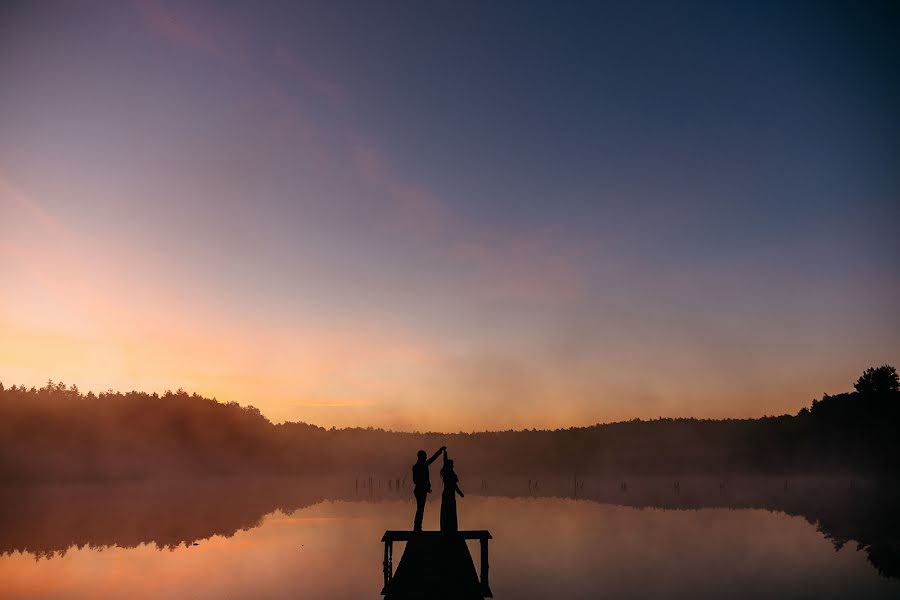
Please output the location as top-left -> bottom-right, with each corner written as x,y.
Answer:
1,1 -> 898,431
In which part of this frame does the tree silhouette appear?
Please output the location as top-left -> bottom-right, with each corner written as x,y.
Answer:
854,365 -> 899,396
1,365 -> 898,482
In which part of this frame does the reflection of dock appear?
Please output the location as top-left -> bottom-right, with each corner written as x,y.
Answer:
381,530 -> 493,599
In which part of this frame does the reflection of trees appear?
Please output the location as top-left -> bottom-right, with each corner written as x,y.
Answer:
0,367 -> 897,577
0,478 -> 357,558
753,485 -> 900,580
502,476 -> 900,581
2,477 -> 897,580
810,484 -> 900,579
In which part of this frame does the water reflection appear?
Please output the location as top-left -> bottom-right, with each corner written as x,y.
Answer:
0,477 -> 898,598
0,477 -> 347,557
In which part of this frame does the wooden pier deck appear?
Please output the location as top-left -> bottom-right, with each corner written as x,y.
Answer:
380,530 -> 493,599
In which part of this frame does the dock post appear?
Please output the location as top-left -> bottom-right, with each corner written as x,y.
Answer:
480,536 -> 490,590
382,539 -> 393,589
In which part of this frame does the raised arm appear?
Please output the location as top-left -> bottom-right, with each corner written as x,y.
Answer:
426,446 -> 445,465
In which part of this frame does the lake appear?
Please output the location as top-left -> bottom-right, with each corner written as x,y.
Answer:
0,477 -> 897,598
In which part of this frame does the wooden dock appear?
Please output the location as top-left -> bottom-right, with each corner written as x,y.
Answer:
380,530 -> 493,599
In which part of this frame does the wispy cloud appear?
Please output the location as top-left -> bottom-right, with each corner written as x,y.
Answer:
349,141 -> 454,240
274,47 -> 348,104
451,231 -> 592,304
129,1 -> 589,307
0,171 -> 67,238
346,139 -> 590,304
133,0 -> 225,58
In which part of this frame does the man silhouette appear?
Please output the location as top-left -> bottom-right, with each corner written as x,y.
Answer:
412,446 -> 445,531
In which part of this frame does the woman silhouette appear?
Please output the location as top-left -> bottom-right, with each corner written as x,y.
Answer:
439,448 -> 464,533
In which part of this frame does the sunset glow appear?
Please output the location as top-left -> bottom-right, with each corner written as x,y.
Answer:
1,1 -> 897,431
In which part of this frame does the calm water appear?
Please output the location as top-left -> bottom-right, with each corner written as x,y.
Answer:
1,478 -> 897,599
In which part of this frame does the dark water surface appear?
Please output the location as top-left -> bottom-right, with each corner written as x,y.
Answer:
1,477 -> 897,598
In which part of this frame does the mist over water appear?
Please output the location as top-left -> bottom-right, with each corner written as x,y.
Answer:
1,373 -> 898,597
1,476 -> 898,599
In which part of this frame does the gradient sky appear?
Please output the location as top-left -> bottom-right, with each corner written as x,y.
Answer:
1,1 -> 898,431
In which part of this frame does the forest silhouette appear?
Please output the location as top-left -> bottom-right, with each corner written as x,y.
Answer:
1,366 -> 897,483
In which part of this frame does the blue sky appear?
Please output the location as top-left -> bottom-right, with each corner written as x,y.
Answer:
1,1 -> 898,429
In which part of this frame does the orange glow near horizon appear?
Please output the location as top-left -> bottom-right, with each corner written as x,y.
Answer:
1,173 -> 896,432
2,2 -> 897,432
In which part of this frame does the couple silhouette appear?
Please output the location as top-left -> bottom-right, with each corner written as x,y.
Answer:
412,446 -> 464,532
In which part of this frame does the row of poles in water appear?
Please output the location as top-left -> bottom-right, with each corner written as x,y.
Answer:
354,475 -> 813,497
356,475 -> 408,494
355,475 -> 492,494
352,474 -> 724,498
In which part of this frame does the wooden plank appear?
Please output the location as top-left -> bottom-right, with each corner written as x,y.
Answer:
382,530 -> 491,542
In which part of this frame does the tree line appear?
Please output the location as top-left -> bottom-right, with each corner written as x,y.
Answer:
0,366 -> 897,483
